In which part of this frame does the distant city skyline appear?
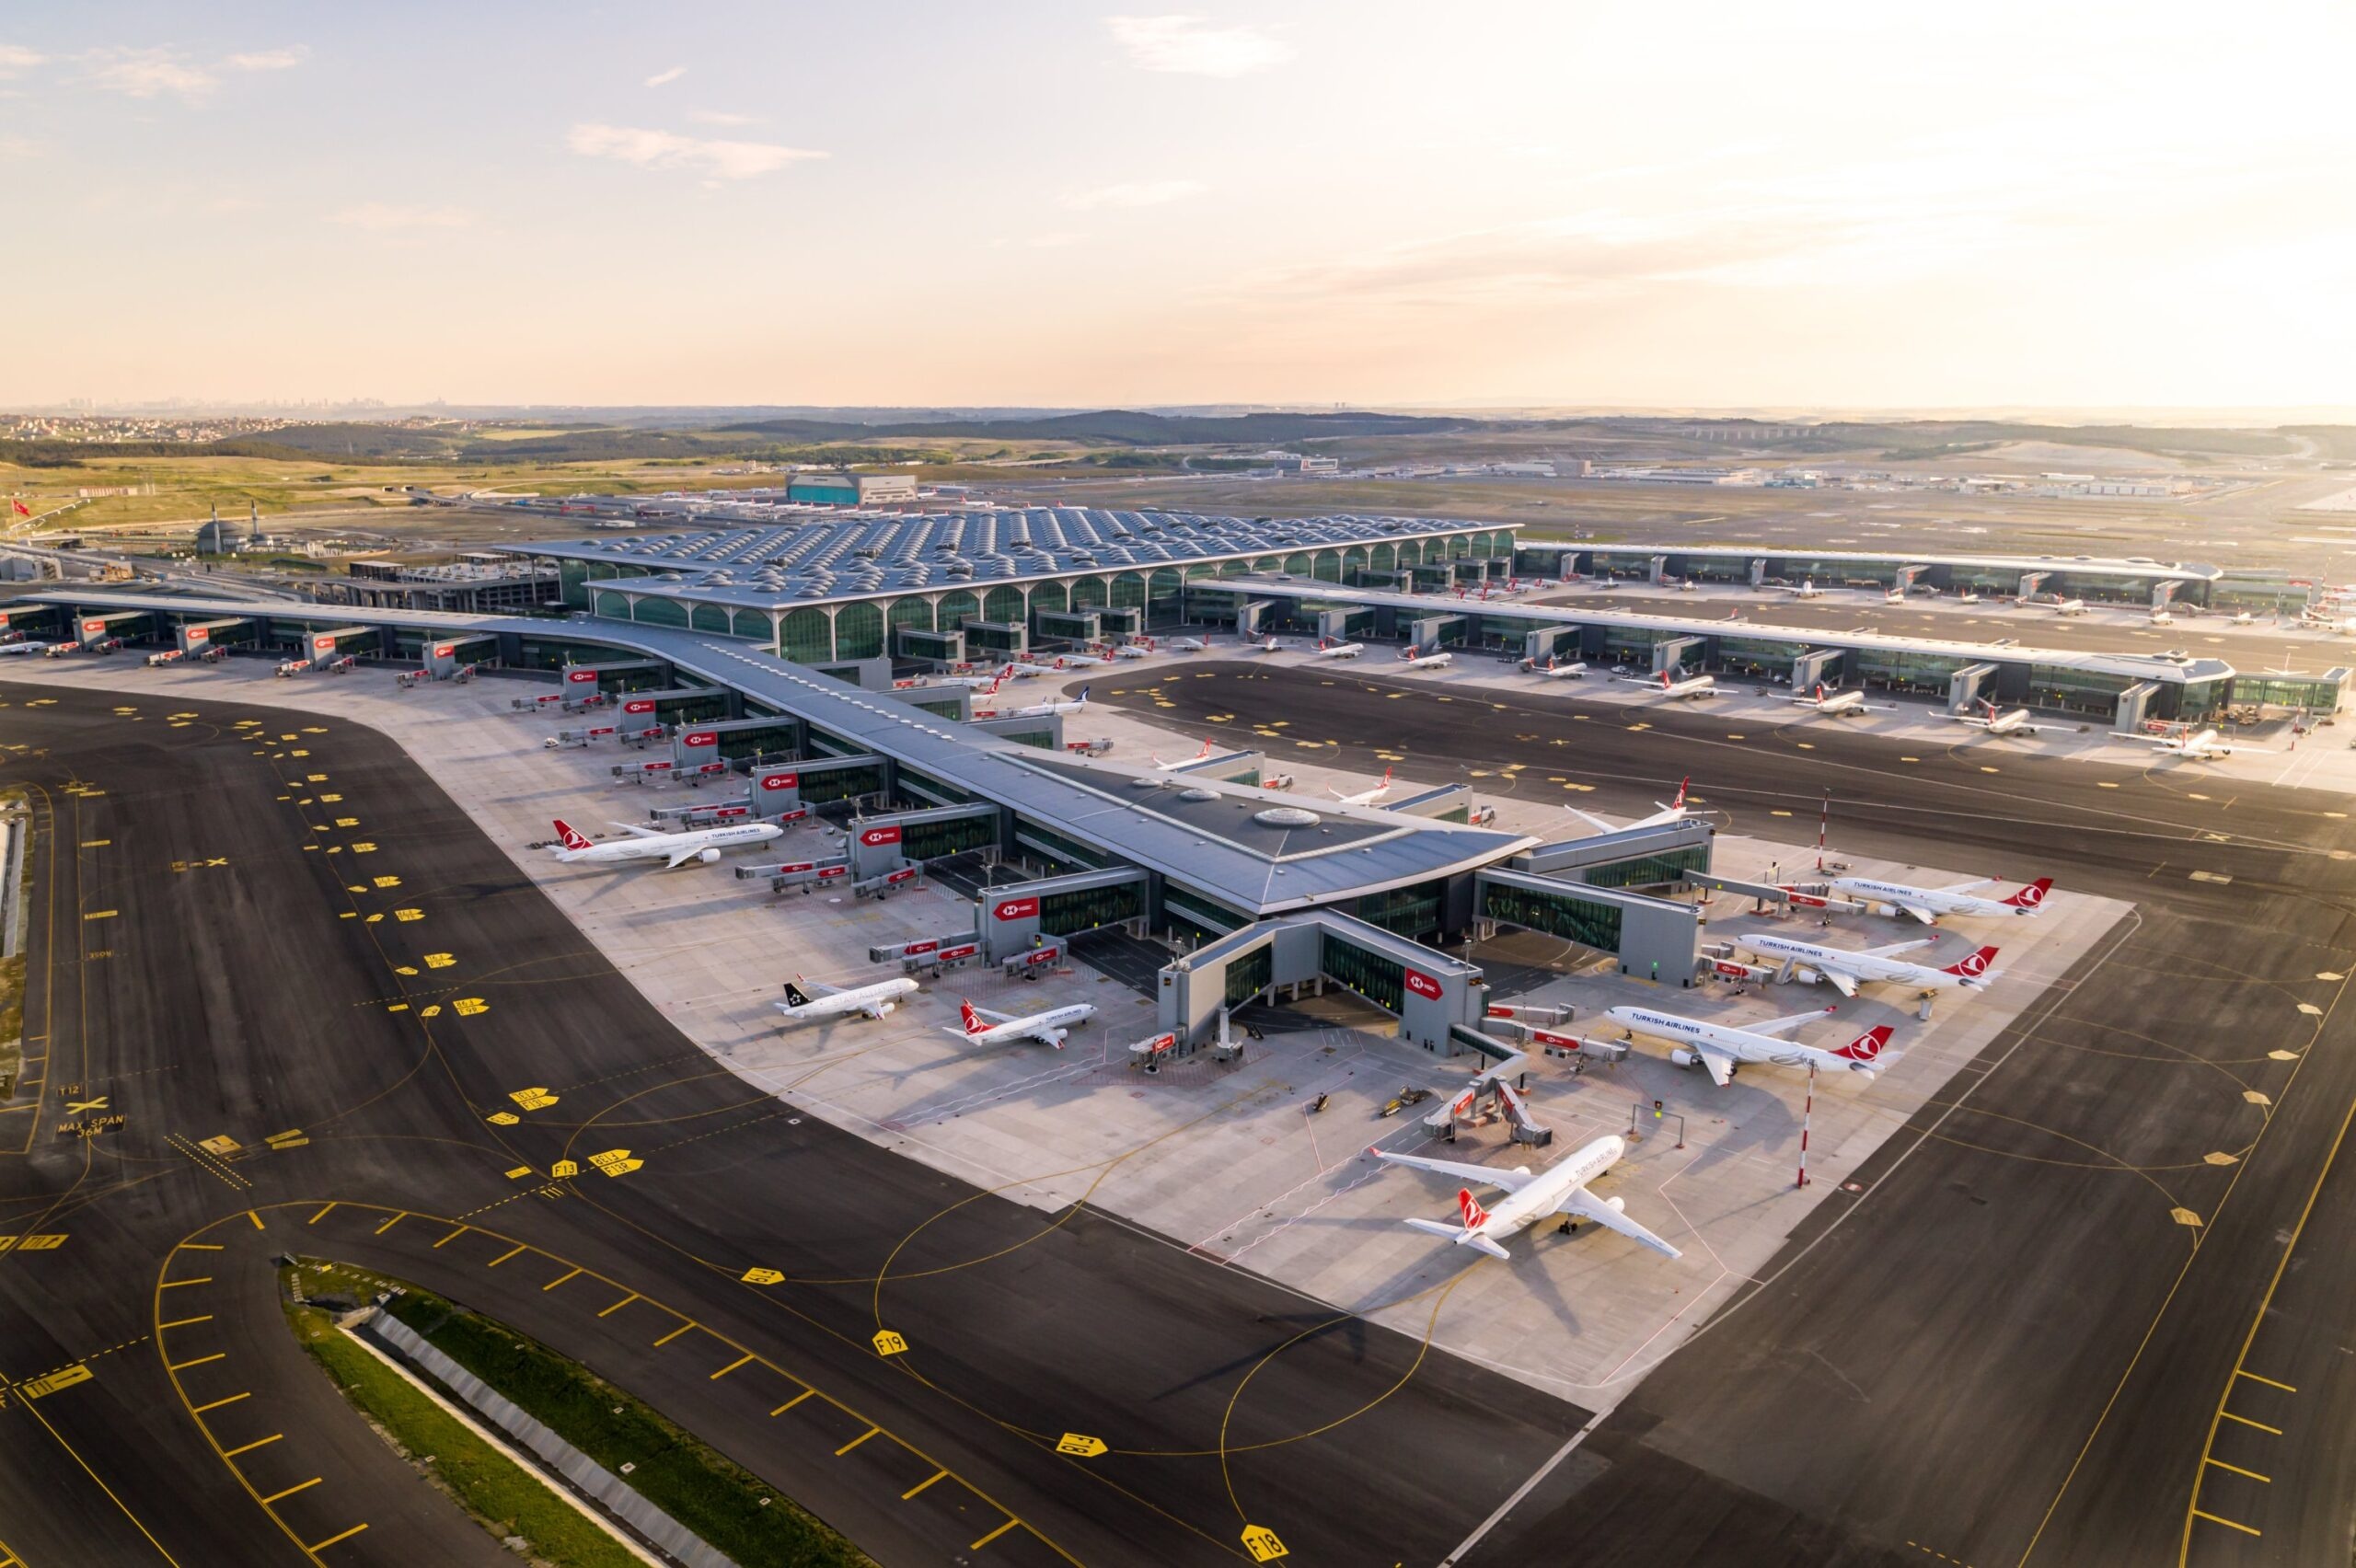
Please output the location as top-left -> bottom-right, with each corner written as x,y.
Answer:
6,2 -> 2351,411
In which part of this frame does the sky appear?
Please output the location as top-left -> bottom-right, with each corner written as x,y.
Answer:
6,1 -> 2355,413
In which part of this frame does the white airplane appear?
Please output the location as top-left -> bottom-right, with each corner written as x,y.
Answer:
1787,683 -> 1884,717
1569,777 -> 1692,834
1150,738 -> 1213,768
1166,637 -> 1208,653
1398,647 -> 1454,670
2128,726 -> 2259,761
1309,638 -> 1364,661
1622,668 -> 1718,700
2047,597 -> 2088,616
930,664 -> 1014,689
1373,1136 -> 1680,1262
1004,662 -> 1061,679
1057,651 -> 1111,669
1825,873 -> 2051,924
1947,697 -> 2039,737
548,817 -> 785,869
1244,636 -> 1281,653
1110,643 -> 1157,660
1958,591 -> 1983,605
1605,1004 -> 1899,1087
981,685 -> 1089,719
1735,934 -> 2000,999
1529,654 -> 1588,680
2148,608 -> 2176,627
1884,587 -> 1907,605
2300,609 -> 2356,634
0,640 -> 52,657
952,997 -> 1097,1050
1783,579 -> 1824,599
777,974 -> 919,1027
1331,767 -> 1395,806
2229,611 -> 2258,627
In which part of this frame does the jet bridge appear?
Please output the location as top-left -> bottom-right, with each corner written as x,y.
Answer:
1946,662 -> 2001,712
561,658 -> 672,695
1423,1044 -> 1553,1147
973,866 -> 1149,960
175,617 -> 252,655
1652,635 -> 1705,674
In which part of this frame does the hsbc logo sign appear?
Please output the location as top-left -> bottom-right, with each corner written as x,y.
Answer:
859,825 -> 902,847
938,942 -> 979,963
623,699 -> 656,715
757,772 -> 800,791
185,627 -> 210,646
1403,968 -> 1443,1002
81,618 -> 105,636
433,644 -> 455,659
681,731 -> 717,748
1022,944 -> 1063,967
314,634 -> 340,655
903,940 -> 940,957
993,896 -> 1040,923
814,865 -> 849,881
884,867 -> 919,885
1531,1028 -> 1579,1050
566,668 -> 598,683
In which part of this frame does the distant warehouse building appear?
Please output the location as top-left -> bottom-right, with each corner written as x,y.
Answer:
786,472 -> 918,506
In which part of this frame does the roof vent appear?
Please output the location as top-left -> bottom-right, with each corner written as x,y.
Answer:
1179,787 -> 1218,802
1253,805 -> 1319,827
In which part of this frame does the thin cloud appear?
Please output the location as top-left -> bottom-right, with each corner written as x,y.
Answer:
227,46 -> 307,72
688,110 -> 761,127
1104,16 -> 1291,77
644,64 -> 687,87
0,44 -> 45,75
0,133 -> 39,159
568,121 -> 826,182
332,202 -> 474,231
1063,179 -> 1205,210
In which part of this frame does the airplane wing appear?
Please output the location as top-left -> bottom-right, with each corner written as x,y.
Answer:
1555,1188 -> 1682,1259
1819,967 -> 1859,997
1892,904 -> 1940,926
1694,1045 -> 1735,1088
1862,938 -> 1938,959
1401,1216 -> 1512,1259
1750,1009 -> 1837,1037
1937,878 -> 1994,894
1373,1148 -> 1537,1193
663,848 -> 701,870
608,822 -> 667,838
1565,806 -> 1616,834
791,975 -> 843,1000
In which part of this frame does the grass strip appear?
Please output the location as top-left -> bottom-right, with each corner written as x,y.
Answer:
304,1261 -> 872,1567
283,1274 -> 644,1568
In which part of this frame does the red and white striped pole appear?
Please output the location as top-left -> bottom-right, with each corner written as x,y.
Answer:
1797,1061 -> 1815,1189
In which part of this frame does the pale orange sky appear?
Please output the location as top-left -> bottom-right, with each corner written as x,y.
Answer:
5,2 -> 2353,410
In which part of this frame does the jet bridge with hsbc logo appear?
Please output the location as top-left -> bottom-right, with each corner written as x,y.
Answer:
75,610 -> 152,648
561,659 -> 672,696
176,617 -> 254,655
670,714 -> 806,768
1155,909 -> 1487,1055
845,802 -> 1000,879
423,634 -> 497,679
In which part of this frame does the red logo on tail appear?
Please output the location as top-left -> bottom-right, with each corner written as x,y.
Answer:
1945,945 -> 1999,978
553,819 -> 592,851
1836,1025 -> 1893,1062
1457,1189 -> 1491,1230
958,999 -> 985,1034
2005,878 -> 2051,908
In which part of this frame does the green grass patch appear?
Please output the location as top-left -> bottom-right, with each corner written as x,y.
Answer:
0,788 -> 28,1096
302,1261 -> 872,1567
282,1270 -> 643,1568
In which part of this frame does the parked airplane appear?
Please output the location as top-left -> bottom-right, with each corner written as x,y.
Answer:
1605,1004 -> 1899,1087
1735,934 -> 2000,999
1310,638 -> 1364,660
1166,638 -> 1208,652
1622,668 -> 1718,700
1150,739 -> 1213,768
1825,873 -> 2051,924
777,974 -> 919,1027
1330,767 -> 1395,807
1783,579 -> 1824,599
2229,611 -> 2258,627
1110,643 -> 1157,660
1787,683 -> 1885,717
1958,591 -> 1983,605
2127,726 -> 2256,761
2300,608 -> 2356,634
930,664 -> 1014,689
1373,1136 -> 1680,1261
1528,654 -> 1589,679
981,686 -> 1089,719
548,817 -> 784,869
953,997 -> 1097,1049
1244,636 -> 1281,653
2046,597 -> 2089,616
1947,697 -> 2040,736
0,640 -> 52,657
2148,608 -> 2176,627
1884,587 -> 1907,605
1004,662 -> 1061,679
1398,647 -> 1454,670
1569,777 -> 1692,834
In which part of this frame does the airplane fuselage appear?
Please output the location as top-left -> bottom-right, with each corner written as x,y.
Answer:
778,976 -> 919,1024
1738,934 -> 1981,992
552,822 -> 782,866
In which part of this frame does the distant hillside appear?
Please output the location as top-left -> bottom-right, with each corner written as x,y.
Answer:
719,409 -> 1471,446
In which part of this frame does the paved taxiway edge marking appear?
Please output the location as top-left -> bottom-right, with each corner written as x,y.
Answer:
159,1200 -> 1084,1568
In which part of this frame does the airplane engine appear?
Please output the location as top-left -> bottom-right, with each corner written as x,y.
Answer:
1669,1048 -> 1701,1069
697,847 -> 722,864
1045,1029 -> 1067,1047
868,1001 -> 897,1020
1792,965 -> 1825,986
1605,1195 -> 1627,1213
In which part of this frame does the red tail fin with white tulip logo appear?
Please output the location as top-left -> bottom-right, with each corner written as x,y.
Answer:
2004,878 -> 2051,910
958,999 -> 987,1035
1943,945 -> 1999,979
553,819 -> 593,851
1834,1025 -> 1893,1063
1670,777 -> 1689,811
1457,1189 -> 1491,1230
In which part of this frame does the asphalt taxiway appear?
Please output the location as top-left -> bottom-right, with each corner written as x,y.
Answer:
1101,662 -> 2356,1566
0,685 -> 1576,1567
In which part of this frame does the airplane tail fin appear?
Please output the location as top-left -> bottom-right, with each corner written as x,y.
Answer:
1075,686 -> 1089,704
1834,1024 -> 1894,1063
1380,767 -> 1393,786
1943,945 -> 2000,979
1456,1188 -> 1491,1230
958,999 -> 985,1035
2004,878 -> 2051,910
1658,669 -> 1673,688
1670,776 -> 1688,810
553,819 -> 593,851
